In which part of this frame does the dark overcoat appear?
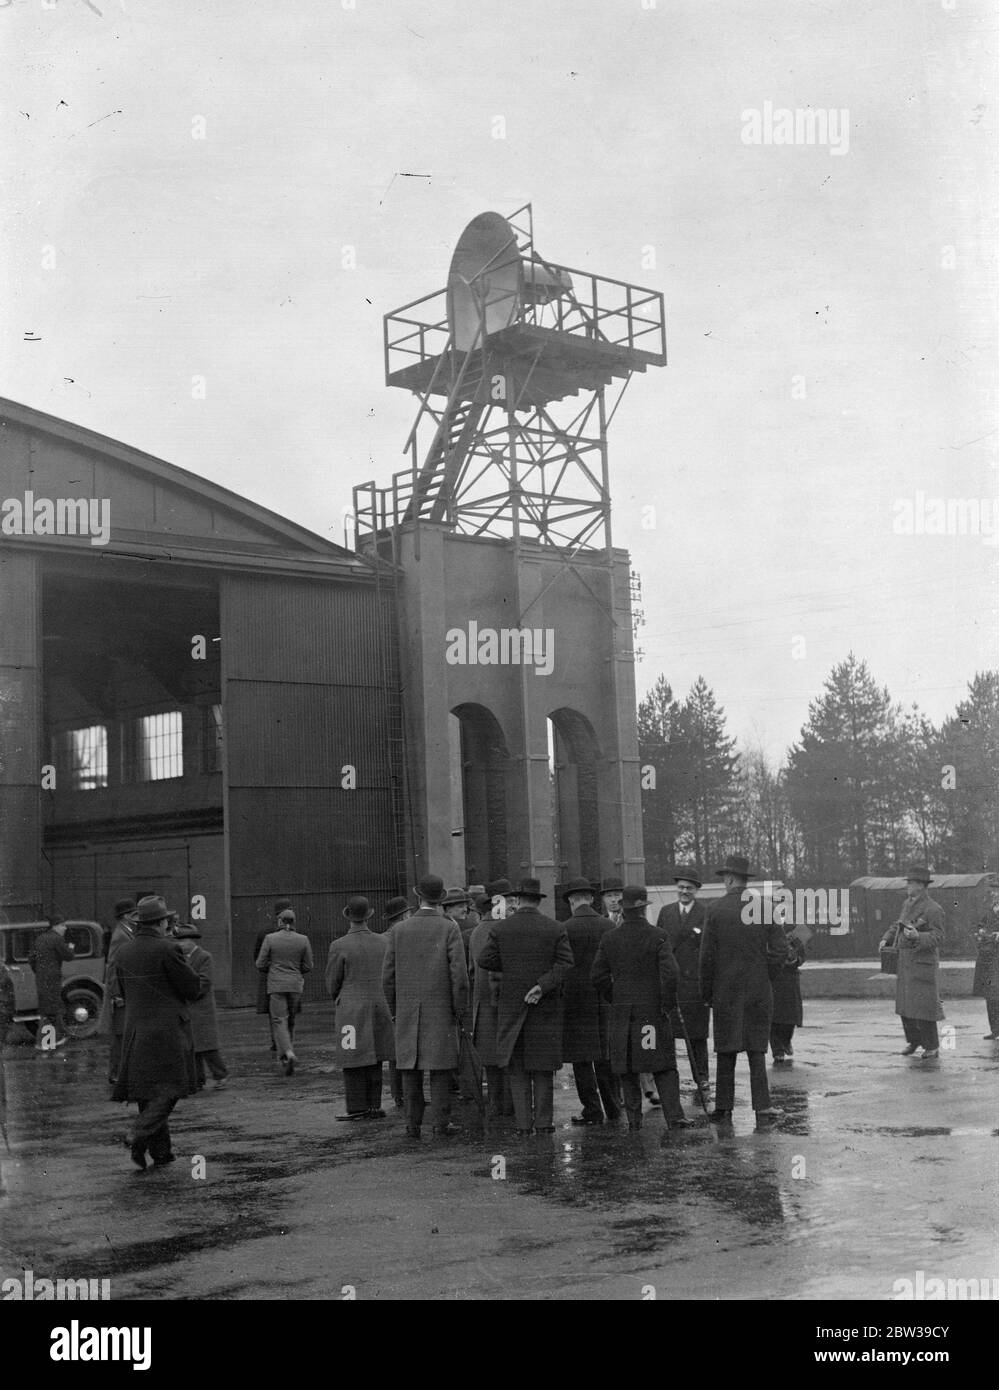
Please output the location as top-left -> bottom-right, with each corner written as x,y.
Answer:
656,899 -> 710,1040
325,925 -> 395,1067
699,888 -> 786,1053
887,891 -> 945,1022
561,906 -> 612,1062
111,927 -> 202,1102
590,908 -> 679,1074
383,908 -> 469,1071
771,932 -> 806,1027
468,916 -> 502,1067
98,921 -> 134,1038
476,906 -> 573,1071
27,929 -> 73,1015
972,913 -> 999,999
177,941 -> 220,1052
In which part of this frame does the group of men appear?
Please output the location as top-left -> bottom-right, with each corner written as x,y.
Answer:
29,852 -> 959,1170
316,853 -> 793,1141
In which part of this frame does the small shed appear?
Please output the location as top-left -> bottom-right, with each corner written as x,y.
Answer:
849,874 -> 998,958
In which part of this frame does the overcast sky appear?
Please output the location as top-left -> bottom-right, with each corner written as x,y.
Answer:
3,0 -> 996,761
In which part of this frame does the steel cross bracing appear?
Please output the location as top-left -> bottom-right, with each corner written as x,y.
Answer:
353,203 -> 665,558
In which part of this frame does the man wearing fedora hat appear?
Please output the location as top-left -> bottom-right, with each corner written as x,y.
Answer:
256,906 -> 314,1076
561,878 -> 621,1125
171,920 -> 228,1090
879,865 -> 946,1058
476,878 -> 574,1136
326,896 -> 395,1120
591,885 -> 692,1132
111,896 -> 203,1170
467,878 -> 516,1120
383,874 -> 469,1138
700,855 -> 785,1127
253,899 -> 294,1055
656,867 -> 712,1100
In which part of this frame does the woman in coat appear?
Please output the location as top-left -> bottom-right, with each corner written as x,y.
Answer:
325,896 -> 395,1120
770,923 -> 805,1062
973,888 -> 999,1039
27,921 -> 74,1049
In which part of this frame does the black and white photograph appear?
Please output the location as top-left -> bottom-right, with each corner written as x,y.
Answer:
0,0 -> 996,1340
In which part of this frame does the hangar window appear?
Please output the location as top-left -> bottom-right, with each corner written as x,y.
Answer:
62,725 -> 108,791
137,711 -> 184,781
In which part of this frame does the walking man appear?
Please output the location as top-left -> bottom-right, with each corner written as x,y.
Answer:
100,898 -> 136,1082
591,884 -> 692,1133
382,874 -> 469,1139
656,867 -> 712,1099
700,854 -> 785,1127
879,864 -> 946,1059
561,877 -> 621,1125
112,896 -> 202,1170
27,918 -> 74,1051
326,895 -> 395,1121
256,906 -> 313,1076
172,921 -> 228,1089
477,877 -> 574,1137
254,899 -> 292,1054
468,878 -> 516,1120
974,886 -> 999,1040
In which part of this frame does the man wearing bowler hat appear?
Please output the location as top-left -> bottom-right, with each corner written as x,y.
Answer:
591,885 -> 693,1133
171,918 -> 228,1090
112,896 -> 203,1170
467,878 -> 516,1120
476,878 -> 574,1136
700,854 -> 785,1127
326,896 -> 395,1120
879,864 -> 946,1058
253,899 -> 293,1055
599,877 -> 624,925
256,906 -> 313,1076
561,878 -> 621,1125
656,866 -> 712,1099
382,874 -> 469,1139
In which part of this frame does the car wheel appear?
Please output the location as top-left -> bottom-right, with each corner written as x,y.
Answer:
64,985 -> 103,1039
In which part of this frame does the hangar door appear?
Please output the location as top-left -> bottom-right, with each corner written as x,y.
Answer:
221,574 -> 405,1004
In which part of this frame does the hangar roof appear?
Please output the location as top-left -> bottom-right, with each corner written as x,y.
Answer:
0,397 -> 365,580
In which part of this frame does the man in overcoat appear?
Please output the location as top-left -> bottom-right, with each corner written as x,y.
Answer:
590,884 -> 692,1132
172,920 -> 228,1089
326,895 -> 395,1120
656,867 -> 711,1097
599,877 -> 624,925
100,898 -> 136,1083
561,877 -> 621,1125
769,910 -> 806,1063
377,896 -> 410,1109
476,877 -> 574,1136
111,896 -> 203,1170
256,907 -> 313,1076
699,854 -> 785,1126
382,874 -> 469,1139
879,865 -> 946,1058
973,886 -> 999,1040
467,878 -> 516,1120
27,918 -> 74,1050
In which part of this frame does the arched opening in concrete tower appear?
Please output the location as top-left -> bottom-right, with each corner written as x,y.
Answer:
548,708 -> 602,882
450,703 -> 511,886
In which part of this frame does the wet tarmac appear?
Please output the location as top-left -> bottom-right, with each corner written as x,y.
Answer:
1,1000 -> 997,1300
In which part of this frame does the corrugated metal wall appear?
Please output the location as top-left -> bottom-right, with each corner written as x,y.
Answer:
221,573 -> 405,1004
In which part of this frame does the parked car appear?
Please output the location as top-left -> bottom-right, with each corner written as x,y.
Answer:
0,920 -> 106,1039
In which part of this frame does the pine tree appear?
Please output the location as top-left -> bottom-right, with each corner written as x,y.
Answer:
934,671 -> 999,870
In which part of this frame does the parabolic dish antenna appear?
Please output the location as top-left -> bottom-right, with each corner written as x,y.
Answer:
446,212 -> 522,353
